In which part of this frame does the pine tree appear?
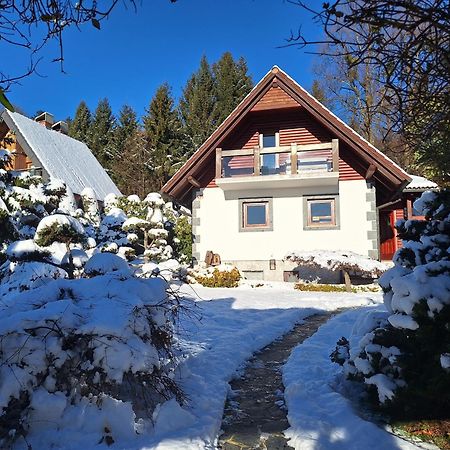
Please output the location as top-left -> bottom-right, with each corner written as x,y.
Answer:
111,105 -> 139,186
68,101 -> 92,144
89,98 -> 116,170
112,129 -> 152,197
179,56 -> 216,157
143,83 -> 182,190
114,105 -> 138,158
213,52 -> 253,124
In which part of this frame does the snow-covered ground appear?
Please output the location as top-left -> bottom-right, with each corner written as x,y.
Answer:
283,306 -> 435,450
12,283 -> 430,450
145,284 -> 384,450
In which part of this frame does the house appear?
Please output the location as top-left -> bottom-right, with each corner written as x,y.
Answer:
162,66 -> 435,281
0,110 -> 120,200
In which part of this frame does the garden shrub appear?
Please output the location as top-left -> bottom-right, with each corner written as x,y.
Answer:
192,266 -> 241,288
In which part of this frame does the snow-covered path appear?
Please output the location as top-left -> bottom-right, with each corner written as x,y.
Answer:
144,284 -> 387,450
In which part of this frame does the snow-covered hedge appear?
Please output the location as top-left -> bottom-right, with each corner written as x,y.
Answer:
285,250 -> 388,279
332,190 -> 450,419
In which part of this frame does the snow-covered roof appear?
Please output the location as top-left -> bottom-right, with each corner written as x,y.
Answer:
404,175 -> 438,192
1,110 -> 121,200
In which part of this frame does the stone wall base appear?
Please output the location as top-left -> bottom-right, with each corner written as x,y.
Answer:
225,259 -> 342,283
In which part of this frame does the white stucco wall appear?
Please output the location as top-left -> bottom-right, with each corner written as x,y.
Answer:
193,179 -> 376,280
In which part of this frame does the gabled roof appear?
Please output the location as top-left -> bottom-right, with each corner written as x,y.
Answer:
1,110 -> 121,200
162,66 -> 411,201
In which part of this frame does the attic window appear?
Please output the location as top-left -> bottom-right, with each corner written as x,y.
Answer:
260,132 -> 278,148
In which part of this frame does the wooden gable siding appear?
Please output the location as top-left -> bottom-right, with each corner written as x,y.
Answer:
250,85 -> 299,112
204,109 -> 364,186
2,133 -> 32,171
339,146 -> 365,181
221,109 -> 331,150
163,67 -> 410,202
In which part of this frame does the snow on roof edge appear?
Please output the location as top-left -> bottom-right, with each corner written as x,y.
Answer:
404,174 -> 438,191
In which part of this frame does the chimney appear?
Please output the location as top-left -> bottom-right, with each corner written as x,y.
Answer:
34,112 -> 54,129
51,120 -> 69,135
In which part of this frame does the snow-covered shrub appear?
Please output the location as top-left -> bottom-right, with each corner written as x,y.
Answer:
119,193 -> 189,264
173,215 -> 192,263
34,214 -> 86,278
0,266 -> 183,448
81,187 -> 101,226
334,190 -> 450,419
189,264 -> 241,288
285,250 -> 387,278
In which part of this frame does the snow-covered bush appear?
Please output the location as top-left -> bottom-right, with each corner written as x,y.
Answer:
0,269 -> 183,448
189,264 -> 241,288
0,159 -> 189,446
119,192 -> 189,264
333,190 -> 450,419
34,214 -> 86,278
285,250 -> 388,291
173,215 -> 192,263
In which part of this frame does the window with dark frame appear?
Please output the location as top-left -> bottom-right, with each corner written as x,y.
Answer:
242,201 -> 269,229
307,198 -> 336,227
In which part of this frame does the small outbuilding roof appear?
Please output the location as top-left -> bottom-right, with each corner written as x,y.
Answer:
1,110 -> 120,200
404,175 -> 438,192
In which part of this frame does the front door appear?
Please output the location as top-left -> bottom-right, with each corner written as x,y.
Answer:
379,210 -> 398,260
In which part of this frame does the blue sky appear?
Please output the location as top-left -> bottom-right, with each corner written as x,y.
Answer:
3,0 -> 323,121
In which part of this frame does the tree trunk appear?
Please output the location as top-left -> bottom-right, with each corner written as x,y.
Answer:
343,270 -> 352,293
66,243 -> 74,279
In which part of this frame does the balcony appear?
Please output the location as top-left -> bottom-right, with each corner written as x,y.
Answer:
215,140 -> 339,190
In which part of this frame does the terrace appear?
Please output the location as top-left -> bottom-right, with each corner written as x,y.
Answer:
215,139 -> 340,190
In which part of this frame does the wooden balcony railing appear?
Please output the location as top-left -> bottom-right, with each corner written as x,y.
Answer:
215,139 -> 339,179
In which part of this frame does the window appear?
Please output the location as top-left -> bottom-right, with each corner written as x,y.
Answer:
244,202 -> 268,227
309,200 -> 334,225
262,133 -> 276,148
303,195 -> 339,229
239,198 -> 273,231
260,132 -> 283,175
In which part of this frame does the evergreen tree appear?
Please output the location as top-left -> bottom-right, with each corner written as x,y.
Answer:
112,129 -> 152,197
89,98 -> 116,170
213,52 -> 253,124
179,56 -> 216,157
143,83 -> 182,190
114,104 -> 138,157
68,101 -> 92,144
111,105 -> 139,186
